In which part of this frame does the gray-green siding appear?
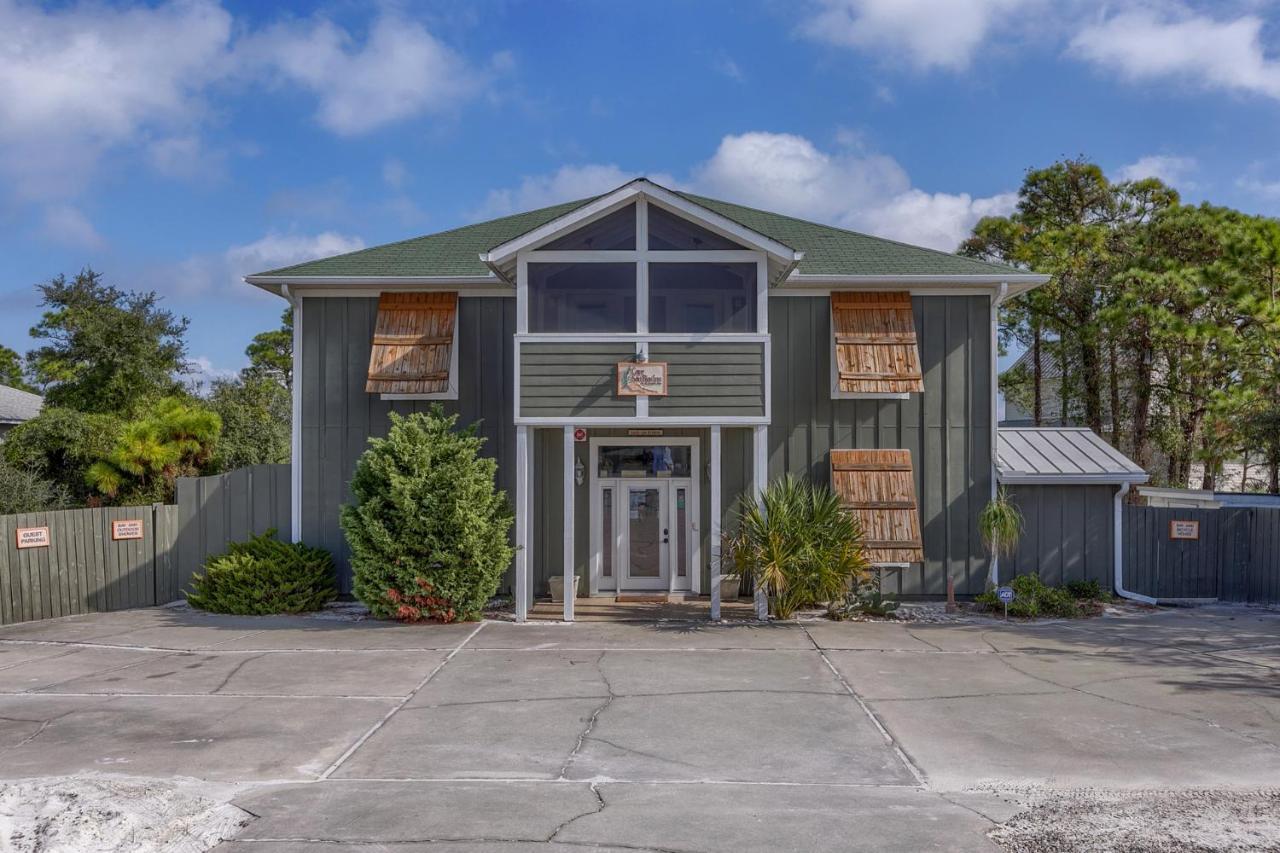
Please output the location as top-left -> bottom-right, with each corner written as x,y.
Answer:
299,296 -> 516,592
519,342 -> 636,417
648,343 -> 765,418
769,295 -> 994,596
1003,484 -> 1117,589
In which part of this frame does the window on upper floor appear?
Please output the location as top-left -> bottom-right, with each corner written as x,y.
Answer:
528,262 -> 636,332
542,204 -> 636,251
648,204 -> 745,250
648,263 -> 756,333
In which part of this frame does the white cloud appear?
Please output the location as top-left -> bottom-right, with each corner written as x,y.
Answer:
186,354 -> 240,394
474,164 -> 678,219
1114,154 -> 1197,186
0,0 -> 234,200
798,0 -> 1031,71
1070,10 -> 1280,100
40,204 -> 105,249
479,132 -> 1015,252
225,232 -> 366,281
246,13 -> 486,136
693,131 -> 1014,250
713,53 -> 745,82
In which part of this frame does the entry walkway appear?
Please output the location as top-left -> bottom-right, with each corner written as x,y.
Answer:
527,595 -> 758,621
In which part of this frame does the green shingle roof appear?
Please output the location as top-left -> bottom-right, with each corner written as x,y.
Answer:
251,182 -> 1026,280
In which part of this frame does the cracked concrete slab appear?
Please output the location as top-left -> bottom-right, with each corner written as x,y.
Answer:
230,781 -> 604,843
0,694 -> 398,781
0,645 -> 161,693
207,621 -> 480,651
824,649 -> 1069,702
32,649 -> 448,697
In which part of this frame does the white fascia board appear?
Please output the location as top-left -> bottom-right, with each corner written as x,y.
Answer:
481,179 -> 802,268
996,472 -> 1151,485
782,274 -> 1047,299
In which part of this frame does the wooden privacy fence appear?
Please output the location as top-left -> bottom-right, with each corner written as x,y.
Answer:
0,504 -> 178,626
175,464 -> 291,597
0,464 -> 292,626
1124,505 -> 1280,604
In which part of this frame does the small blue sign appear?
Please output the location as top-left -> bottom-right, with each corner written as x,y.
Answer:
996,586 -> 1015,604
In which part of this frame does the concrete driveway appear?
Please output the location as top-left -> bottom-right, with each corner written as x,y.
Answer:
1,605 -> 1278,851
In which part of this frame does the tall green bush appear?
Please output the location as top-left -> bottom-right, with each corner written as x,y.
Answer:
186,530 -> 335,615
340,408 -> 513,622
729,475 -> 869,620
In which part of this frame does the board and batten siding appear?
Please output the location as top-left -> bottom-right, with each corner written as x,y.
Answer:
648,343 -> 765,418
300,296 -> 516,592
1002,484 -> 1116,588
769,295 -> 993,596
519,342 -> 636,418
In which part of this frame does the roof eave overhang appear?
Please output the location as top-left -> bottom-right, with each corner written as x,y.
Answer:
996,472 -> 1150,485
480,179 -> 802,269
243,274 -> 504,295
785,273 -> 1048,294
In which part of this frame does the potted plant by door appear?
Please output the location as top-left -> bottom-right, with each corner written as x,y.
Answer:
549,575 -> 581,602
718,532 -> 742,600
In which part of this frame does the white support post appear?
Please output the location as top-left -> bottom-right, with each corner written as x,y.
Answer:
287,289 -> 302,544
515,425 -> 530,622
563,426 -> 576,622
710,425 -> 722,621
752,424 -> 768,621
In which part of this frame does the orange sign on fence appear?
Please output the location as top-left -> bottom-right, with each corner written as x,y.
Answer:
16,527 -> 50,549
111,519 -> 144,541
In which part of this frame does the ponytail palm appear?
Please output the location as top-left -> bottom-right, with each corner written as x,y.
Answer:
729,475 -> 869,619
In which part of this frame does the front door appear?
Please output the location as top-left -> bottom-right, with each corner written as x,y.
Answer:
622,483 -> 668,590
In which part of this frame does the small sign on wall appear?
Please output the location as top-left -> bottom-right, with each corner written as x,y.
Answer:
111,519 -> 144,541
1170,519 -> 1200,540
617,361 -> 668,396
16,527 -> 50,549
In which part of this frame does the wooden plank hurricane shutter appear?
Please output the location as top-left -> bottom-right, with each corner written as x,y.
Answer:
830,449 -> 924,564
366,292 -> 458,394
832,292 -> 923,394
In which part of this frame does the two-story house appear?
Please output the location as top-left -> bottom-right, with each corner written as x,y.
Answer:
245,178 -> 1048,621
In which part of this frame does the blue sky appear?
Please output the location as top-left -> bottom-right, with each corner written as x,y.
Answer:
2,0 -> 1279,385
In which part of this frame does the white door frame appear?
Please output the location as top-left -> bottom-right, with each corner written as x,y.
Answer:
588,436 -> 701,596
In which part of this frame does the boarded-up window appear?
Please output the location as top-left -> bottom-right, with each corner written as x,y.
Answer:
830,449 -> 924,564
365,292 -> 458,395
831,292 -> 923,395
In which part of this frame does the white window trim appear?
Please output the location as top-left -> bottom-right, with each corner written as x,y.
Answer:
828,299 -> 915,401
376,309 -> 461,401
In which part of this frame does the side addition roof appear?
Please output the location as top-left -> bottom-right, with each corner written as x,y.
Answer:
0,384 -> 43,425
996,427 -> 1148,485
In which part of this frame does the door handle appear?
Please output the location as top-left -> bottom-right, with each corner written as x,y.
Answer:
663,527 -> 669,544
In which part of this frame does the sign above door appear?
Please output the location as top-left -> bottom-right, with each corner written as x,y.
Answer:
617,362 -> 668,396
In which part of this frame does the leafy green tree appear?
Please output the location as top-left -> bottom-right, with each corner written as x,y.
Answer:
27,268 -> 189,416
86,397 -> 221,504
0,345 -> 33,391
341,408 -> 513,622
207,376 -> 290,471
2,407 -> 124,504
242,308 -> 293,390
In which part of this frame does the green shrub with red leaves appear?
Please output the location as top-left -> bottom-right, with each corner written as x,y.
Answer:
340,407 -> 513,622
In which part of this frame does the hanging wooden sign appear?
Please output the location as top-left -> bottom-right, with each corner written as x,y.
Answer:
1169,520 -> 1200,540
616,361 -> 668,396
16,527 -> 50,549
112,519 -> 144,541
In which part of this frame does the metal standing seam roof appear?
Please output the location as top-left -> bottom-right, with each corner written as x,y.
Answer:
248,180 -> 1033,281
0,384 -> 43,424
996,427 -> 1148,484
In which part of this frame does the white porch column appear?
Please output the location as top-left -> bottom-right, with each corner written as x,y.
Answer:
563,426 -> 575,622
709,426 -> 722,621
515,425 -> 530,622
752,424 -> 768,621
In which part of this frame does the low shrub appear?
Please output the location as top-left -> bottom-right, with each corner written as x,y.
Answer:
832,573 -> 900,620
728,475 -> 870,620
1064,579 -> 1107,601
186,530 -> 336,615
340,408 -> 513,623
977,572 -> 1081,619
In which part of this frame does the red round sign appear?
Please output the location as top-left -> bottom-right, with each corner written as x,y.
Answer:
573,428 -> 587,442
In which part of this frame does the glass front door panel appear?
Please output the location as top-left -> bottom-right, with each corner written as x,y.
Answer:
628,488 -> 663,578
601,488 -> 613,578
598,446 -> 691,478
675,487 -> 687,578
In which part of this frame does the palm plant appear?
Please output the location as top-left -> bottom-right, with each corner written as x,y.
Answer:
728,475 -> 870,619
979,487 -> 1024,560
